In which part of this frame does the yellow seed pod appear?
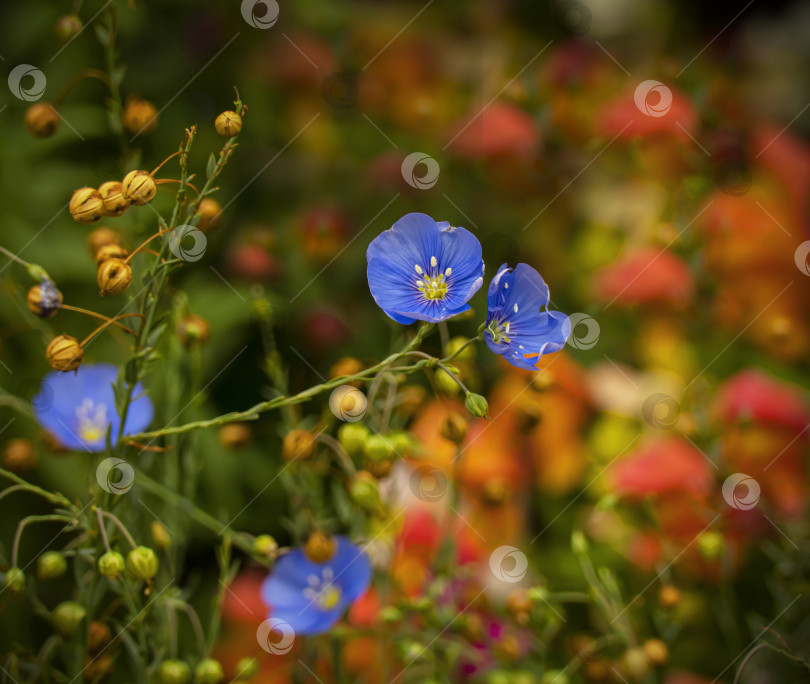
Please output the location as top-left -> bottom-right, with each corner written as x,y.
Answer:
121,170 -> 157,206
94,243 -> 128,265
69,187 -> 105,223
196,198 -> 222,234
304,531 -> 335,564
215,110 -> 242,137
2,438 -> 38,472
27,281 -> 63,318
46,334 -> 83,372
97,259 -> 132,296
98,181 -> 129,217
87,227 -> 121,259
24,103 -> 60,138
122,97 -> 158,135
282,429 -> 316,461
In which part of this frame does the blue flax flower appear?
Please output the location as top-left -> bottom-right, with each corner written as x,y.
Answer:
34,364 -> 153,452
367,212 -> 485,324
260,536 -> 372,636
485,263 -> 570,370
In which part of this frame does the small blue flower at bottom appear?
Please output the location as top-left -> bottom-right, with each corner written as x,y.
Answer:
485,263 -> 570,370
33,364 -> 153,452
260,536 -> 372,636
367,212 -> 485,324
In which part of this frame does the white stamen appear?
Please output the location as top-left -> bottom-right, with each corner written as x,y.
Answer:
414,264 -> 423,274
430,256 -> 437,268
445,267 -> 452,276
513,303 -> 519,313
504,283 -> 509,288
307,574 -> 320,587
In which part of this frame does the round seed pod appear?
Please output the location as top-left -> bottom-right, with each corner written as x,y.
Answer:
69,187 -> 105,223
46,335 -> 82,372
97,258 -> 132,296
121,170 -> 157,206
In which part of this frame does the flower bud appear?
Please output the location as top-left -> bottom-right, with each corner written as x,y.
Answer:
465,392 -> 489,418
337,422 -> 369,456
176,315 -> 210,348
98,181 -> 130,217
55,13 -> 82,41
51,600 -> 87,638
4,567 -> 25,594
2,438 -> 38,472
218,422 -> 251,449
69,187 -> 105,223
195,659 -> 224,684
157,660 -> 191,684
37,550 -> 68,580
151,521 -> 171,550
123,97 -> 158,136
126,545 -> 159,581
440,413 -> 468,444
97,258 -> 132,296
94,243 -> 128,265
24,103 -> 60,138
98,550 -> 125,578
27,279 -> 63,318
236,657 -> 258,680
643,638 -> 668,665
350,471 -> 382,512
121,170 -> 157,205
364,434 -> 394,462
87,620 -> 112,653
46,334 -> 83,372
87,227 -> 121,258
196,198 -> 223,234
658,584 -> 680,608
282,429 -> 316,461
304,531 -> 335,563
215,110 -> 242,137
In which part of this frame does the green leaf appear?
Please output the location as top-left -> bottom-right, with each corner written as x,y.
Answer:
206,153 -> 217,180
94,24 -> 109,45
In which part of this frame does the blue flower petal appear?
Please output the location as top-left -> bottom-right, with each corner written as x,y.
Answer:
33,364 -> 153,452
268,604 -> 344,636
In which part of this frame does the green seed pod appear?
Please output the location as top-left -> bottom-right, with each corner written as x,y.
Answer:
337,422 -> 369,456
157,659 -> 191,684
51,601 -> 87,638
98,551 -> 126,578
363,434 -> 394,462
5,567 -> 25,594
37,551 -> 68,580
464,391 -> 489,418
126,546 -> 159,581
253,535 -> 278,559
194,658 -> 224,684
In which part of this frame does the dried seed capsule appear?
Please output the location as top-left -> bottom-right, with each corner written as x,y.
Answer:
215,110 -> 242,137
27,279 -> 62,318
123,96 -> 158,135
98,181 -> 129,217
87,227 -> 121,258
97,258 -> 132,296
282,429 -> 316,461
46,335 -> 83,372
2,438 -> 37,472
304,531 -> 335,563
69,187 -> 105,223
218,423 -> 251,449
196,198 -> 223,234
94,243 -> 128,265
121,170 -> 157,205
24,103 -> 60,138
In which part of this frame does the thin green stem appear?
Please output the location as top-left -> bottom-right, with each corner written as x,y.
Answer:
100,510 -> 137,549
11,515 -> 75,567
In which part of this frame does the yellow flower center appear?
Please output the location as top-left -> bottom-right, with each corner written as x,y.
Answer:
76,398 -> 108,444
415,259 -> 452,301
303,568 -> 343,612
